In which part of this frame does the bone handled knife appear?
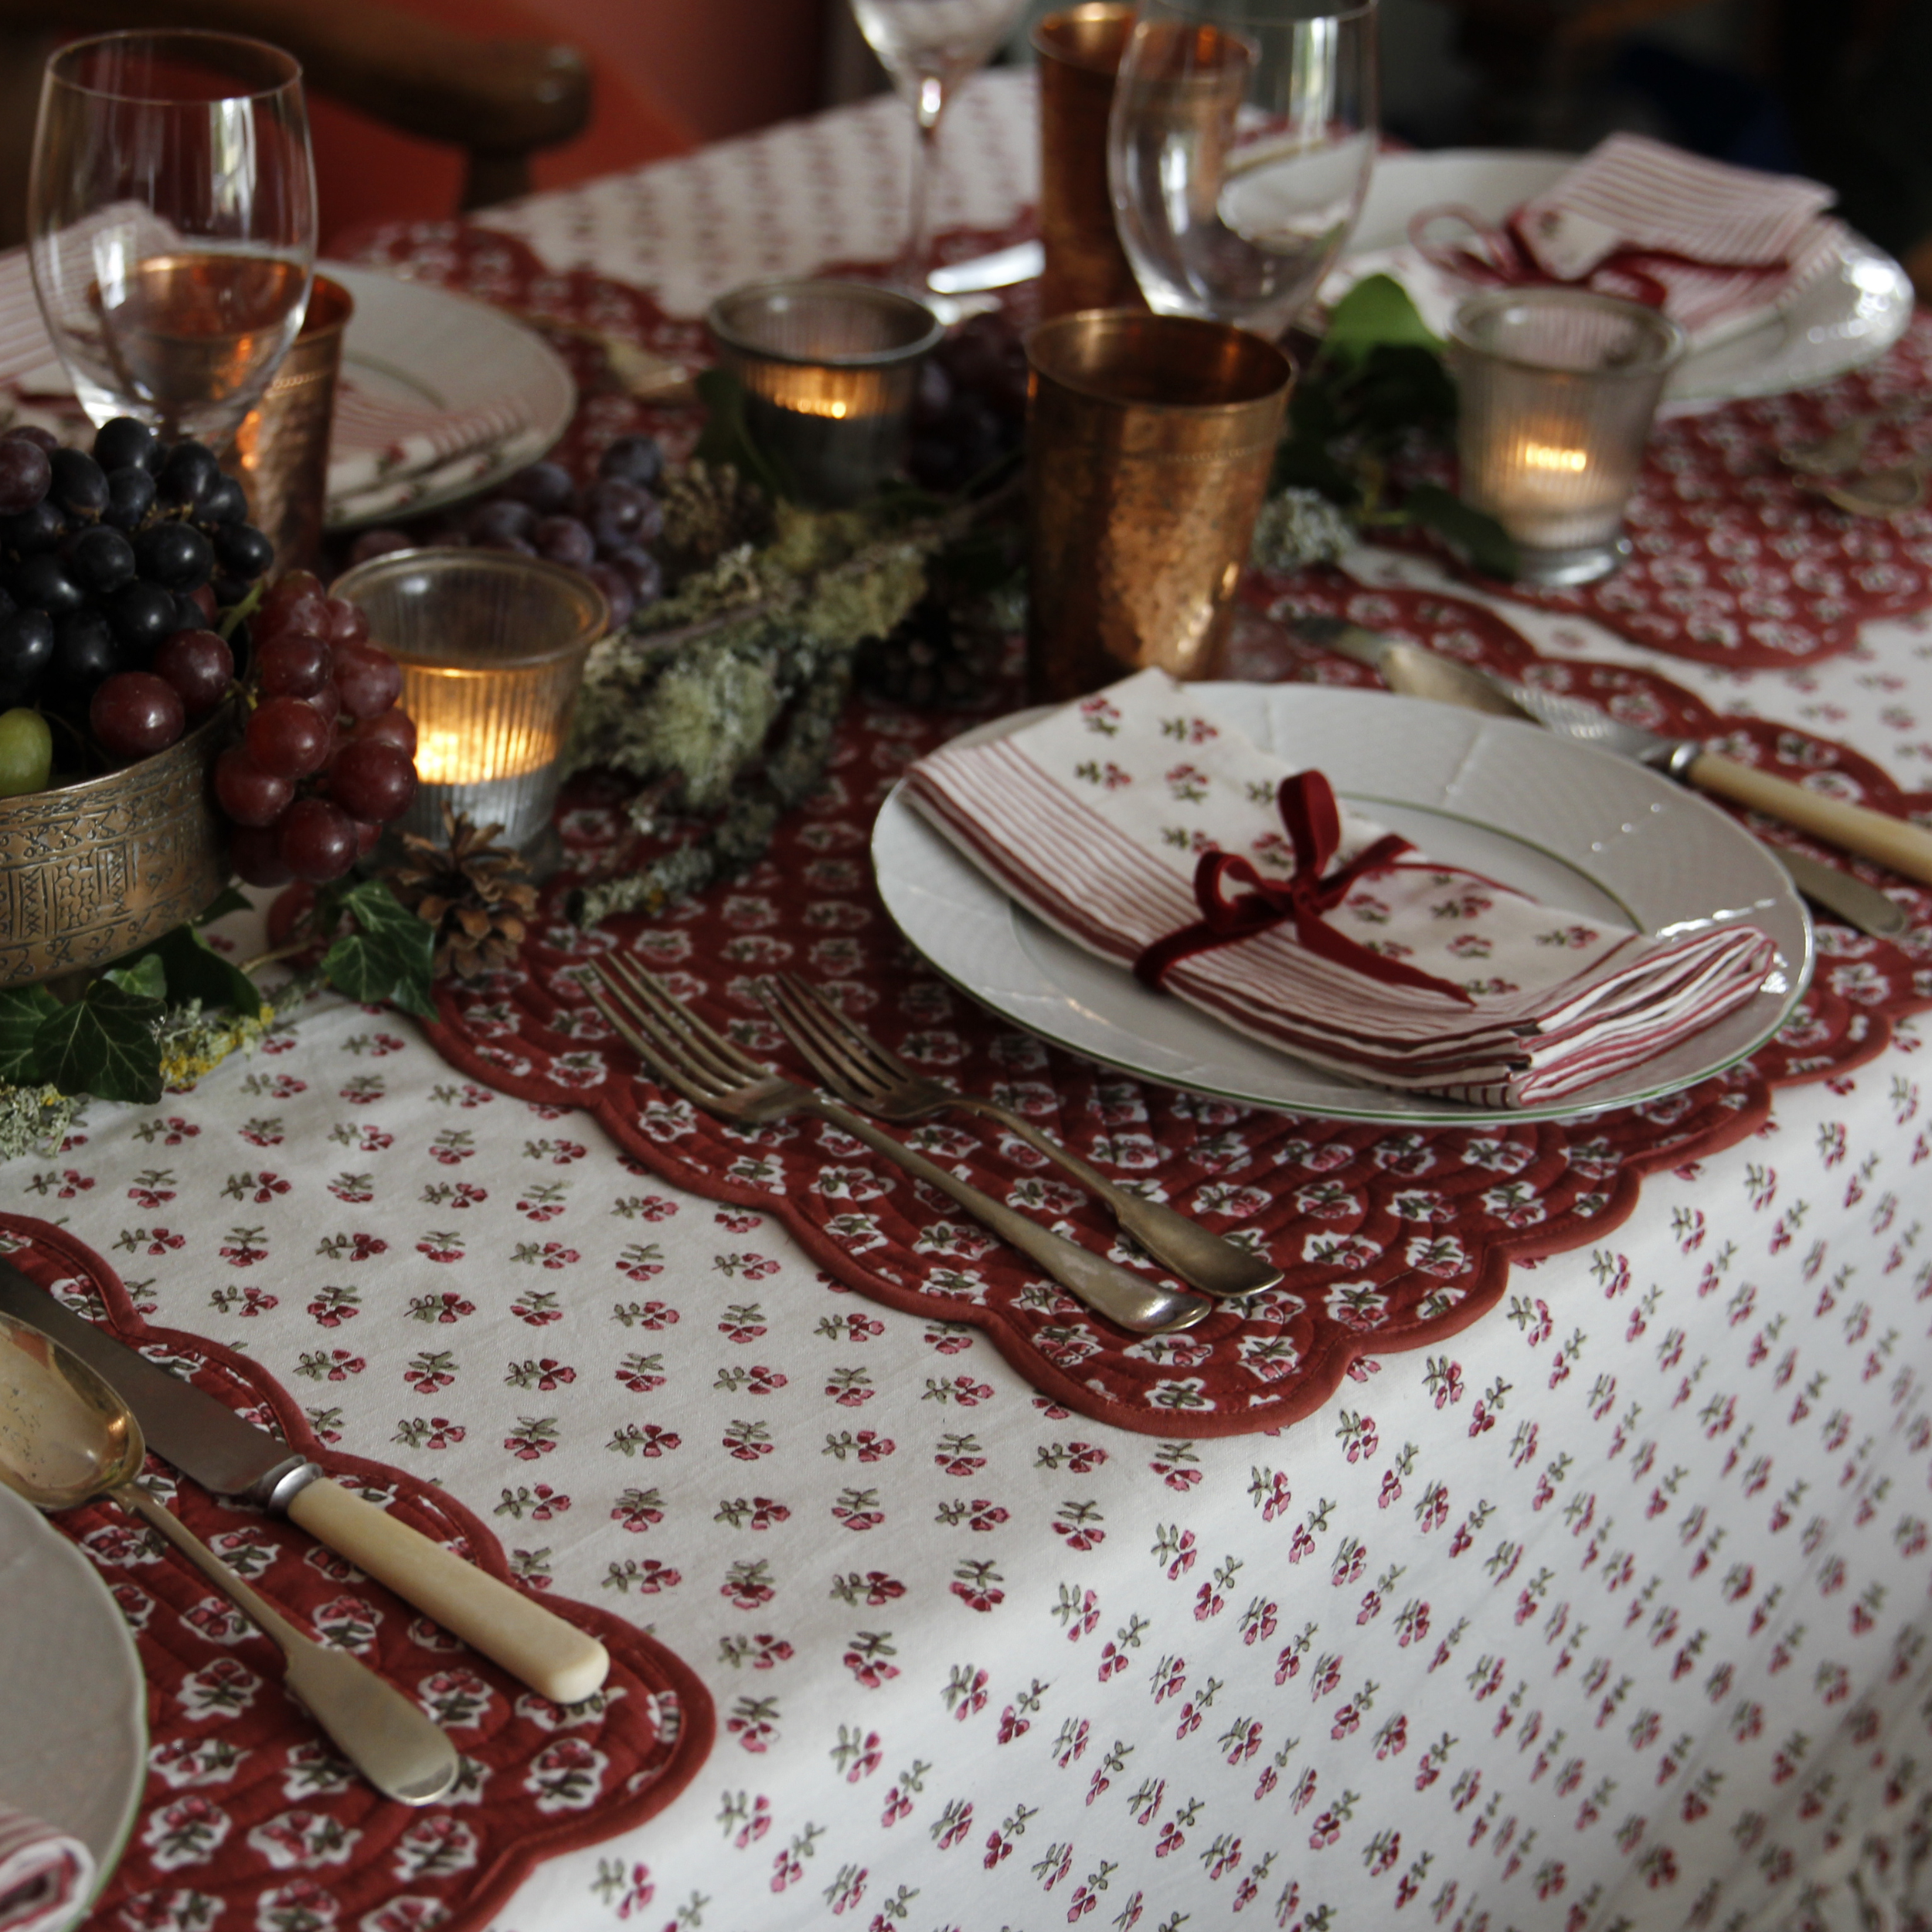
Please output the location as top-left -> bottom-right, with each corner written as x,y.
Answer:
0,1262 -> 609,1706
1284,614 -> 1917,935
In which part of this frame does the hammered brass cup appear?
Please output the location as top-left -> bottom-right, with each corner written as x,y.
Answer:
1026,310 -> 1293,701
234,274 -> 354,577
1034,3 -> 1141,318
0,703 -> 234,989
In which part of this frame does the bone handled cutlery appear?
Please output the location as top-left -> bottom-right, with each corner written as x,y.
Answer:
1287,614 -> 1930,913
0,1260 -> 611,1706
0,1311 -> 459,1806
757,971 -> 1281,1298
588,956 -> 1216,1335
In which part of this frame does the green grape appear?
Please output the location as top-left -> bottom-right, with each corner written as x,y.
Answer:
0,706 -> 53,797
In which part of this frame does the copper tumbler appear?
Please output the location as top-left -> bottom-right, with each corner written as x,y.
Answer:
234,274 -> 353,577
1026,310 -> 1293,701
1033,3 -> 1142,318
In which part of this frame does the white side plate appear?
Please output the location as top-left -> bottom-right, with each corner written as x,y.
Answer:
872,686 -> 1813,1126
0,1481 -> 146,1926
325,261 -> 577,529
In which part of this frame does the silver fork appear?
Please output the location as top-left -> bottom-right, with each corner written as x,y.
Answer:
759,974 -> 1283,1300
587,956 -> 1213,1336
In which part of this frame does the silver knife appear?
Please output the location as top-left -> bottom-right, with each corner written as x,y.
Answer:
1285,615 -> 1913,939
0,1260 -> 609,1705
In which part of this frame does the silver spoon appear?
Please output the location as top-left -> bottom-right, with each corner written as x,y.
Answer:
0,1311 -> 457,1807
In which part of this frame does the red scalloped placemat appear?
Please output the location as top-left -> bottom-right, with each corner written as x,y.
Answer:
0,1216 -> 713,1932
418,630 -> 1932,1440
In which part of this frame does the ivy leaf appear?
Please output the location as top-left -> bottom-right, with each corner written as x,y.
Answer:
196,885 -> 253,926
105,953 -> 168,1002
1320,273 -> 1443,367
0,985 -> 61,1083
132,922 -> 264,1016
1403,484 -> 1522,580
320,879 -> 437,1021
692,368 -> 798,503
1342,344 -> 1458,443
32,978 -> 164,1105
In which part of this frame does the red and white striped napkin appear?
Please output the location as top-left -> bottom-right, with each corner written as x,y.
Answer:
903,669 -> 1776,1109
0,1805 -> 94,1932
1325,134 -> 1845,353
1507,133 -> 1840,346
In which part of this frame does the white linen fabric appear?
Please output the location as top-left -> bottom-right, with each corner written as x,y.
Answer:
905,668 -> 1776,1106
0,1805 -> 93,1932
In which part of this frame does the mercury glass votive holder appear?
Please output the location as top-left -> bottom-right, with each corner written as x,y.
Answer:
330,549 -> 609,868
706,279 -> 944,505
1447,288 -> 1686,587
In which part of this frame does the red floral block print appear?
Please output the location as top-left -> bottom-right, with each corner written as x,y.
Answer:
0,1219 -> 713,1932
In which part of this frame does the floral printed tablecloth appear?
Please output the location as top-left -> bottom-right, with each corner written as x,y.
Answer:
19,72 -> 1932,1932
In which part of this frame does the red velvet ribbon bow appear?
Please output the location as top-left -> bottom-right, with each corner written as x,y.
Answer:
1133,770 -> 1476,1007
1406,205 -> 1785,315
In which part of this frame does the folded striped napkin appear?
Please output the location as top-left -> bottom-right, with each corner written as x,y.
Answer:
1326,134 -> 1844,353
904,669 -> 1776,1108
0,1804 -> 94,1932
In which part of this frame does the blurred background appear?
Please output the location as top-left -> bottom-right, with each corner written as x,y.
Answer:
9,0 -> 1913,278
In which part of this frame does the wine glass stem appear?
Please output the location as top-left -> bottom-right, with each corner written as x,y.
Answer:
903,76 -> 947,288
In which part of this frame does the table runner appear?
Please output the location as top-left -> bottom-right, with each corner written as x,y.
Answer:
0,1218 -> 713,1932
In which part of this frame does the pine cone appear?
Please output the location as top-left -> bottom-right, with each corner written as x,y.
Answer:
657,460 -> 773,583
855,594 -> 1004,709
384,808 -> 539,981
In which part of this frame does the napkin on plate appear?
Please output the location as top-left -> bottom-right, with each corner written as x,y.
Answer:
325,385 -> 551,516
0,1804 -> 94,1932
903,668 -> 1777,1108
1325,133 -> 1844,353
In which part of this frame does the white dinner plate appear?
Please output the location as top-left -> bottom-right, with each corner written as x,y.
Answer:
872,685 -> 1812,1126
323,262 -> 577,530
1331,150 -> 1913,405
0,1482 -> 146,1924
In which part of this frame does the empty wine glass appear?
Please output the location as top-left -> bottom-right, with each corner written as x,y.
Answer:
849,0 -> 1026,286
28,31 -> 317,446
1109,0 -> 1379,340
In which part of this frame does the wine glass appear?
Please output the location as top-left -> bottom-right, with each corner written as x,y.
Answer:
1109,0 -> 1379,340
849,0 -> 1027,287
28,31 -> 317,447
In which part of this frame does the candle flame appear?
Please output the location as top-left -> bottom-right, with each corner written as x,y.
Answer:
1522,442 -> 1589,474
784,395 -> 851,420
413,726 -> 556,786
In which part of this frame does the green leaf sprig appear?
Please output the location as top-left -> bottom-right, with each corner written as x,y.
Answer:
1273,274 -> 1520,580
0,873 -> 437,1109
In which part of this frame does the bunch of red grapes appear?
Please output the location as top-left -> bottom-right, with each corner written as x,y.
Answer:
213,571 -> 418,888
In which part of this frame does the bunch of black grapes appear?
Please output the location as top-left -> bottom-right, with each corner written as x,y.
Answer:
346,434 -> 668,627
0,417 -> 274,760
908,313 -> 1029,495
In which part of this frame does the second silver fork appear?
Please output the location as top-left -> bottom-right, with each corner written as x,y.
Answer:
590,957 -> 1213,1335
759,975 -> 1282,1299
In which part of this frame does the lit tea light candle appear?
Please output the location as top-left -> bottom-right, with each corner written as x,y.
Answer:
332,550 -> 609,870
707,280 -> 942,506
1448,290 -> 1685,587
